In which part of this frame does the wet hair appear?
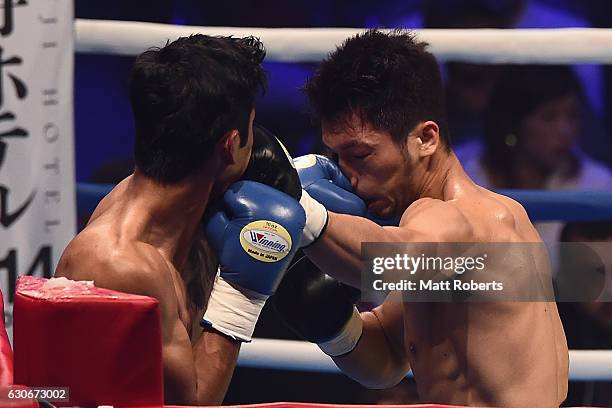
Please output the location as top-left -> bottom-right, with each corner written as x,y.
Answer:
305,29 -> 449,148
130,34 -> 266,183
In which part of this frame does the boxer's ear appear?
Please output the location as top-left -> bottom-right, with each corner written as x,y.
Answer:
217,129 -> 241,165
416,121 -> 440,157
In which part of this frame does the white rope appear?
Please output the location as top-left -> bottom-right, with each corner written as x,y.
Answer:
75,19 -> 612,64
238,338 -> 612,381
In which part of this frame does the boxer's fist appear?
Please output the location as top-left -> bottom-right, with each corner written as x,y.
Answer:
271,255 -> 363,356
294,154 -> 366,215
206,180 -> 305,294
242,124 -> 301,200
203,181 -> 305,341
294,154 -> 399,247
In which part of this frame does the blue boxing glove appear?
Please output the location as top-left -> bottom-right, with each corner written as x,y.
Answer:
295,154 -> 367,215
202,181 -> 305,341
294,154 -> 399,247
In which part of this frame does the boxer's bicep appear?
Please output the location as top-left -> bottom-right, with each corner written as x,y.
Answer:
90,260 -> 200,404
137,273 -> 204,405
125,272 -> 200,405
152,281 -> 200,404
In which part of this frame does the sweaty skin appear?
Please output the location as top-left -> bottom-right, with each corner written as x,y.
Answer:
56,174 -> 235,405
56,112 -> 255,405
305,119 -> 568,407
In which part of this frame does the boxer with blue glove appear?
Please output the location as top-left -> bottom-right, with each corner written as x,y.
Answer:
296,153 -> 399,248
55,35 -> 271,405
271,153 -> 397,359
202,181 -> 305,341
288,29 -> 568,406
202,124 -> 306,342
296,154 -> 367,216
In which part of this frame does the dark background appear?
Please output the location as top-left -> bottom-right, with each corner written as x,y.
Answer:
75,0 -> 612,183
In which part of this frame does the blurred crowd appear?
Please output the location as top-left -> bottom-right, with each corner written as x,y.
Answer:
76,0 -> 612,406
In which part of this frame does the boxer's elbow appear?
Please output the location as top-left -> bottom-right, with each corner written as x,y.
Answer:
195,387 -> 223,406
350,365 -> 408,389
335,355 -> 409,390
335,310 -> 411,390
164,375 -> 197,406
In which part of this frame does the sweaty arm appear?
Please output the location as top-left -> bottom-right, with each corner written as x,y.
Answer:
304,198 -> 454,288
305,211 -> 406,287
161,300 -> 239,405
169,325 -> 239,405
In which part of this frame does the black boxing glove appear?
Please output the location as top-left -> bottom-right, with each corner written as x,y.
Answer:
270,255 -> 363,356
242,124 -> 301,200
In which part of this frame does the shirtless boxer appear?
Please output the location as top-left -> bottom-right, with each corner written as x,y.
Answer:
277,30 -> 568,407
55,35 -> 305,405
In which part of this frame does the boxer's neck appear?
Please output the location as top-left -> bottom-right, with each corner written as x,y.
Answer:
418,151 -> 470,201
126,167 -> 214,268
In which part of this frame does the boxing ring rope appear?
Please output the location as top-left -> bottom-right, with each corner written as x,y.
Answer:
239,339 -> 612,382
75,19 -> 612,64
76,183 -> 612,222
72,20 -> 612,383
75,183 -> 612,381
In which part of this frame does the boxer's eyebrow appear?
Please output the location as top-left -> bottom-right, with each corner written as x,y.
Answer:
329,140 -> 364,152
323,138 -> 374,154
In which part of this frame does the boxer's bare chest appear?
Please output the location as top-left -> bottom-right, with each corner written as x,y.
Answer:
402,303 -> 465,362
401,300 -> 554,404
401,302 -> 479,400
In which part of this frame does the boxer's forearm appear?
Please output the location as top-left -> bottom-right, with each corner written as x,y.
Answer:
332,311 -> 409,389
306,212 -> 402,287
193,329 -> 240,405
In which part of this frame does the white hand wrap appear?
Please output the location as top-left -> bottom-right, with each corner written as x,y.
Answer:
317,306 -> 363,357
299,189 -> 328,247
202,275 -> 268,342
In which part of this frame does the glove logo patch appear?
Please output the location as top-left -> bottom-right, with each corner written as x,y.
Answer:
240,220 -> 292,263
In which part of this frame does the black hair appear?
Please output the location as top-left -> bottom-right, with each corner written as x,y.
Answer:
483,65 -> 582,183
305,29 -> 450,148
130,34 -> 266,183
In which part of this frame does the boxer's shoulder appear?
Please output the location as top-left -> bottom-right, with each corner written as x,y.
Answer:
474,188 -> 538,240
399,198 -> 473,242
58,234 -> 176,304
